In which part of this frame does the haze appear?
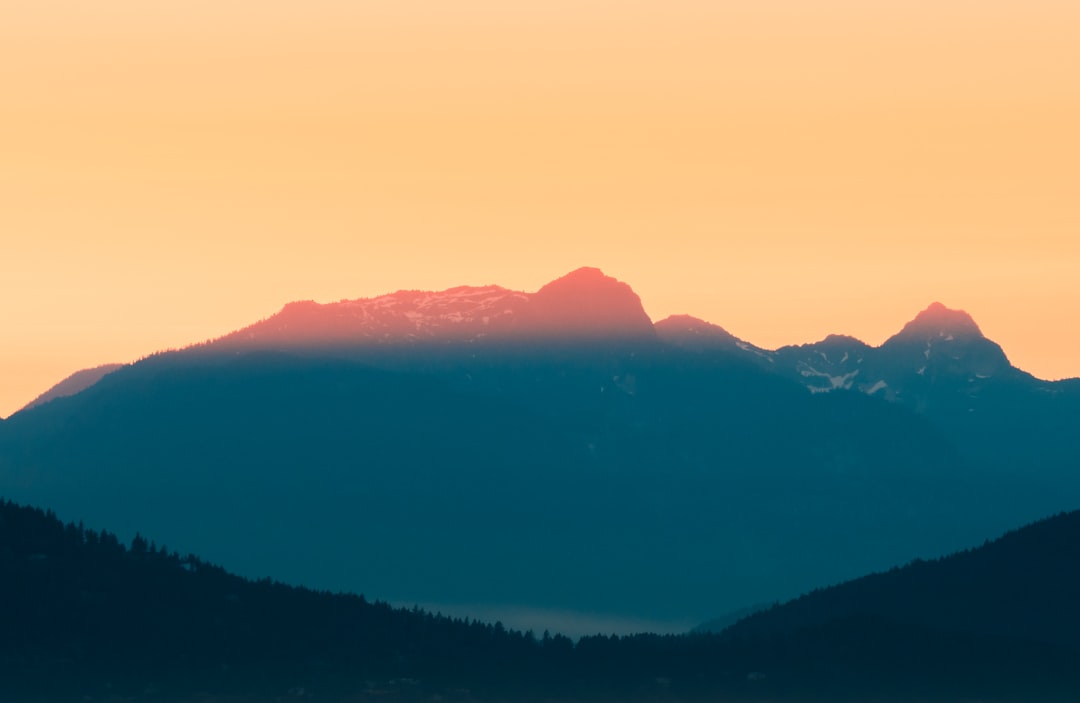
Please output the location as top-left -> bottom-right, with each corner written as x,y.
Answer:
2,0 -> 1077,417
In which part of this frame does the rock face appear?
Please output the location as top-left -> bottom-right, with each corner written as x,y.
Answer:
215,267 -> 655,349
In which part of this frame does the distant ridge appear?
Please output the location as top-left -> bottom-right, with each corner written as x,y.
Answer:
653,315 -> 746,353
19,363 -> 124,413
890,301 -> 985,341
198,267 -> 1070,390
660,302 -> 1029,402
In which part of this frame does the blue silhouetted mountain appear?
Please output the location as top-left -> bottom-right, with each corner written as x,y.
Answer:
659,302 -> 1080,475
17,362 -> 124,413
0,344 -> 976,629
4,497 -> 1080,702
1,270 -> 1079,632
653,314 -> 750,354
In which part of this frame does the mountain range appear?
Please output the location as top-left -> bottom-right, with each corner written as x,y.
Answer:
197,267 -> 1080,474
1,267 -> 1078,632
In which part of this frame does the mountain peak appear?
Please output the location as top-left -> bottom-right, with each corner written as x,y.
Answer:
555,265 -> 606,281
533,267 -> 622,296
653,315 -> 749,353
895,302 -> 983,340
878,301 -> 1013,379
528,268 -> 655,339
819,333 -> 871,348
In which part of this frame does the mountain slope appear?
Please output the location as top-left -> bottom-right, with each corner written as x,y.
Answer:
0,343 -> 984,628
662,302 -> 1080,474
717,509 -> 1080,697
17,363 -> 124,413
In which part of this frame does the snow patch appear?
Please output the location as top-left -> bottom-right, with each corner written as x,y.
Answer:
865,380 -> 888,395
736,341 -> 773,361
799,365 -> 860,390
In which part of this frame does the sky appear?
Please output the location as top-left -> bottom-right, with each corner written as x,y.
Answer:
2,0 -> 1078,418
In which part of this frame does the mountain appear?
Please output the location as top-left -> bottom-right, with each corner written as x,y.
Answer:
662,302 -> 1080,475
0,341 -> 980,631
215,266 -> 655,349
770,302 -> 1020,402
1,269 -> 1078,632
17,363 -> 124,413
660,302 -> 1031,401
653,315 -> 759,355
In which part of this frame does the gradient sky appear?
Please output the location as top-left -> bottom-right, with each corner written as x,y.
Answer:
2,1 -> 1078,417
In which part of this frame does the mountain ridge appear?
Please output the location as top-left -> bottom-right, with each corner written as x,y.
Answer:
213,266 -> 656,350
194,268 -> 1078,439
10,269 -> 1074,422
17,363 -> 125,414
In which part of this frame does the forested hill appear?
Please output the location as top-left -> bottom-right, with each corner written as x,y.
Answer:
0,498 -> 556,702
4,498 -> 1080,702
0,497 -> 750,702
722,509 -> 1080,649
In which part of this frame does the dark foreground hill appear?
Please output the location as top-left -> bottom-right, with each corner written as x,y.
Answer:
4,498 -> 1080,702
722,509 -> 1080,649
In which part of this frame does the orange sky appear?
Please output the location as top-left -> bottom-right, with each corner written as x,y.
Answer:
2,1 -> 1078,418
